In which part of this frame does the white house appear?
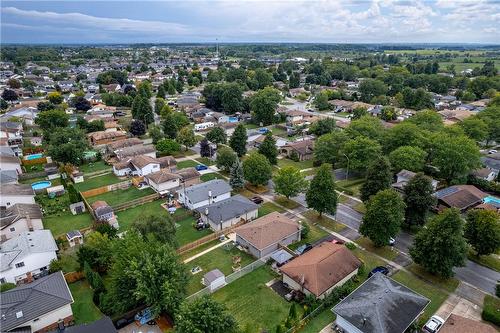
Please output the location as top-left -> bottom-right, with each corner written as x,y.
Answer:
0,230 -> 58,284
0,203 -> 43,242
177,179 -> 232,210
194,122 -> 215,132
0,184 -> 36,208
0,271 -> 74,332
145,169 -> 181,195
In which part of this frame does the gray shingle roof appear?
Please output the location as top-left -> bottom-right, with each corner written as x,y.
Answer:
332,273 -> 429,333
178,179 -> 231,204
0,204 -> 43,229
195,195 -> 258,223
0,184 -> 34,196
203,269 -> 224,285
0,271 -> 73,331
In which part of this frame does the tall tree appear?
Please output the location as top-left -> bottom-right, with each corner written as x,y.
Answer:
175,296 -> 239,333
359,189 -> 405,247
216,146 -> 238,172
360,156 -> 392,202
177,126 -> 196,151
129,120 -> 146,136
35,109 -> 69,131
258,132 -> 278,165
229,124 -> 247,157
47,128 -> 88,165
131,213 -> 177,247
342,137 -> 382,174
67,184 -> 81,204
403,173 -> 436,227
274,166 -> 308,199
229,159 -> 245,190
464,209 -> 500,257
410,209 -> 467,278
131,95 -> 154,125
242,152 -> 272,186
206,127 -> 227,146
200,138 -> 213,158
250,87 -> 281,125
388,146 -> 427,173
305,164 -> 337,217
157,85 -> 166,99
314,131 -> 348,167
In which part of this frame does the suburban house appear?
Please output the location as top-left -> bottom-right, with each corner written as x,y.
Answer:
284,110 -> 316,126
0,230 -> 58,284
145,169 -> 182,195
280,139 -> 314,161
280,242 -> 362,299
106,137 -> 143,155
0,184 -> 36,208
113,155 -> 177,177
114,144 -> 156,161
392,170 -> 438,192
471,167 -> 497,182
332,273 -> 430,333
0,154 -> 22,174
0,271 -> 74,333
434,185 -> 487,212
0,203 -> 43,242
195,195 -> 259,231
91,201 -> 118,228
175,167 -> 201,186
177,179 -> 232,210
235,212 -> 301,258
481,153 -> 500,175
440,314 -> 497,333
87,130 -> 127,146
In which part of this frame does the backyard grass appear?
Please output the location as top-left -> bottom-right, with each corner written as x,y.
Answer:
289,221 -> 329,250
467,250 -> 500,272
69,281 -> 103,324
176,160 -> 198,170
79,161 -> 111,174
185,245 -> 254,295
195,157 -> 215,166
58,248 -> 80,273
43,212 -> 94,237
74,173 -> 122,192
277,158 -> 315,170
181,239 -> 220,261
482,295 -> 500,327
258,201 -> 285,217
351,248 -> 386,278
355,237 -> 399,261
300,308 -> 335,333
213,266 -> 290,333
114,200 -> 165,231
200,173 -> 226,182
274,196 -> 299,209
392,270 -> 449,326
406,264 -> 459,293
86,186 -> 155,207
302,210 -> 345,233
175,216 -> 212,246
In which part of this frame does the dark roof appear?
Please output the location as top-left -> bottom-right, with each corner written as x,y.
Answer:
333,273 -> 429,333
195,195 -> 258,223
0,184 -> 34,196
434,185 -> 487,210
0,272 -> 73,331
178,179 -> 231,204
0,204 -> 43,229
175,167 -> 200,181
49,316 -> 117,333
0,170 -> 18,184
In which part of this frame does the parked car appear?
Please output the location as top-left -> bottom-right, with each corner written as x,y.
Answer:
368,266 -> 390,278
113,111 -> 126,117
195,164 -> 208,171
258,127 -> 269,134
422,315 -> 445,333
250,196 -> 264,204
488,149 -> 498,154
295,243 -> 313,255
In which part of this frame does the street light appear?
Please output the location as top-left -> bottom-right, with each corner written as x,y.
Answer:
343,153 -> 350,180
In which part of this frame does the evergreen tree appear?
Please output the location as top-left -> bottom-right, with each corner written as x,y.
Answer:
258,132 -> 278,165
229,124 -> 247,157
157,85 -> 166,99
131,95 -> 154,125
67,184 -> 81,204
129,120 -> 146,136
410,209 -> 467,278
305,164 -> 337,217
229,159 -> 245,190
200,138 -> 213,158
360,156 -> 392,202
403,173 -> 436,227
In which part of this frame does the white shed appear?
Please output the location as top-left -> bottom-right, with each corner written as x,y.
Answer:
202,269 -> 226,292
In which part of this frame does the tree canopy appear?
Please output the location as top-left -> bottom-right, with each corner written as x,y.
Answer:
274,166 -> 308,199
305,163 -> 337,217
242,152 -> 272,186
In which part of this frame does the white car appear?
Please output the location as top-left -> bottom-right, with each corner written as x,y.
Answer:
423,315 -> 445,333
488,149 -> 498,154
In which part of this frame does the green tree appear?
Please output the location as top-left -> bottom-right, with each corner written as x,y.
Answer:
148,125 -> 164,144
216,146 -> 238,172
229,124 -> 247,157
250,87 -> 281,125
35,109 -> 69,131
47,91 -> 64,104
314,131 -> 348,167
175,296 -> 239,333
360,156 -> 392,202
137,81 -> 153,99
345,116 -> 384,142
47,128 -> 88,165
352,107 -> 368,120
129,120 -> 146,136
403,173 -> 436,227
258,132 -> 278,165
410,209 -> 467,278
388,146 -> 427,172
314,91 -> 330,111
476,106 -> 500,144
76,232 -> 113,272
229,159 -> 245,190
157,85 -> 166,99
155,98 -> 165,114
342,137 -> 382,174
459,117 -> 489,142
131,213 -> 177,247
242,152 -> 272,186
162,112 -> 189,139
360,189 -> 405,247
309,118 -> 337,136
177,126 -> 196,151
407,110 -> 443,132
359,79 -> 388,102
67,184 -> 81,204
131,95 -> 154,125
156,138 -> 181,155
464,210 -> 500,256
380,106 -> 397,121
253,68 -> 274,90
274,166 -> 308,199
383,122 -> 427,153
305,164 -> 337,217
206,127 -> 227,145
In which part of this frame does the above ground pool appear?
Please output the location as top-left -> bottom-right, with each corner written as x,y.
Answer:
228,116 -> 239,123
31,181 -> 51,191
483,196 -> 500,208
25,153 -> 43,160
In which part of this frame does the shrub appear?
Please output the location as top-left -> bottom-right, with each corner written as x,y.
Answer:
482,295 -> 500,326
345,242 -> 357,250
0,283 -> 16,292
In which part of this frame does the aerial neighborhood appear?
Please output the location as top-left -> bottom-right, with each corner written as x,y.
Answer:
0,40 -> 499,333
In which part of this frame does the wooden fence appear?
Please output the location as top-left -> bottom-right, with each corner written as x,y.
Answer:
80,180 -> 131,198
112,193 -> 160,212
18,170 -> 46,181
22,157 -> 47,166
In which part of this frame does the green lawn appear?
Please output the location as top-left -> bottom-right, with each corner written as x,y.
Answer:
275,196 -> 299,209
406,264 -> 459,293
213,266 -> 290,333
200,173 -> 226,182
86,186 -> 155,207
277,158 -> 315,170
175,215 -> 212,246
79,161 -> 111,174
392,270 -> 450,326
289,221 -> 329,250
181,239 -> 221,261
336,178 -> 365,197
195,157 -> 216,166
69,281 -> 103,324
258,202 -> 285,217
75,173 -> 122,192
355,237 -> 399,261
185,245 -> 254,295
300,308 -> 335,333
467,249 -> 500,272
302,210 -> 345,233
351,248 -> 387,278
115,200 -> 166,231
43,212 -> 94,237
176,160 -> 198,170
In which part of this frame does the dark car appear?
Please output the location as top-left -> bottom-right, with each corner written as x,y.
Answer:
195,164 -> 208,171
295,243 -> 313,255
113,111 -> 126,117
368,266 -> 390,278
250,196 -> 264,204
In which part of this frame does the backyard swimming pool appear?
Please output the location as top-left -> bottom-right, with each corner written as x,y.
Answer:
25,153 -> 43,160
228,117 -> 238,123
31,181 -> 51,191
483,196 -> 500,208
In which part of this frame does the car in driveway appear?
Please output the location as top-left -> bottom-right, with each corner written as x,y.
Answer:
295,243 -> 313,255
250,196 -> 264,204
258,127 -> 269,134
195,164 -> 208,171
368,266 -> 390,278
422,315 -> 445,333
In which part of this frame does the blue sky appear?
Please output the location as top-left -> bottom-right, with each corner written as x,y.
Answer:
1,1 -> 499,44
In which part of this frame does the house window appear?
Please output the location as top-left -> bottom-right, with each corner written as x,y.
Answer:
15,262 -> 25,268
10,227 -> 15,232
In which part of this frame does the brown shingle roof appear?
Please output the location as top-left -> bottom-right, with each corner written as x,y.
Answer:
88,131 -> 127,141
107,138 -> 143,151
145,169 -> 181,184
130,155 -> 159,169
280,242 -> 362,297
440,314 -> 497,333
439,185 -> 487,210
156,156 -> 177,168
236,212 -> 300,250
175,167 -> 200,181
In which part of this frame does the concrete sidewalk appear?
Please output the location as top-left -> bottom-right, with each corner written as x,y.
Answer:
183,233 -> 236,263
